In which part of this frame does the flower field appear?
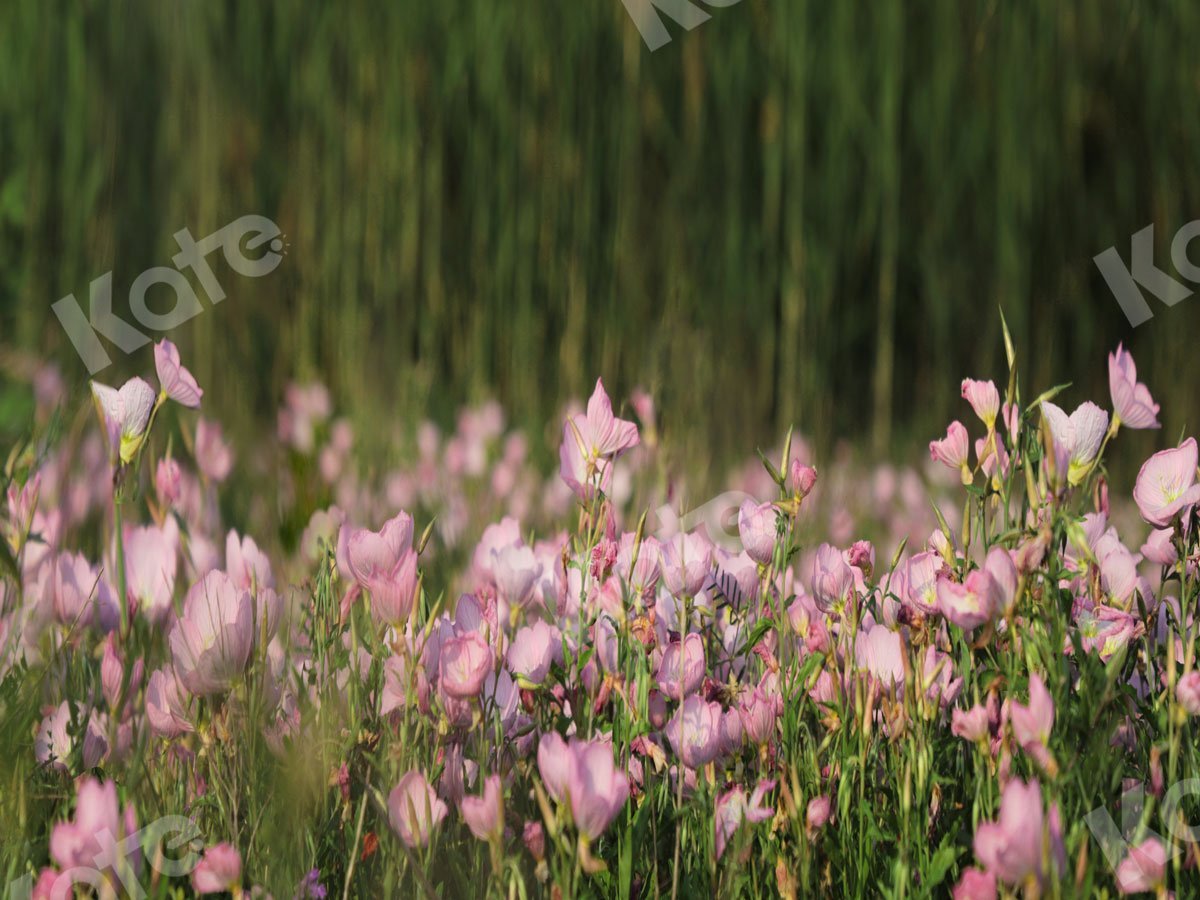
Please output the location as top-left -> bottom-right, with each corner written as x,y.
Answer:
2,333 -> 1198,898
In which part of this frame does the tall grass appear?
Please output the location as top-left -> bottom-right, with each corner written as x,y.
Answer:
1,1 -> 1199,484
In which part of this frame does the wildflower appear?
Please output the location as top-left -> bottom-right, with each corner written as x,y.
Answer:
936,570 -> 1000,631
194,418 -> 234,482
91,378 -> 157,465
659,531 -> 715,598
1108,343 -> 1160,430
951,704 -> 991,743
973,779 -> 1063,887
1133,438 -> 1200,527
952,869 -> 997,900
169,571 -> 255,695
1040,401 -> 1108,486
811,543 -> 855,615
1010,674 -> 1055,766
714,780 -> 774,861
388,770 -> 448,848
192,843 -> 241,895
439,631 -> 494,698
790,461 -> 817,498
124,523 -> 178,627
806,795 -> 832,834
154,339 -> 203,408
737,684 -> 777,745
155,457 -> 183,507
961,379 -> 1000,429
345,512 -> 420,626
738,500 -> 776,565
1177,671 -> 1200,715
460,774 -> 504,842
656,633 -> 705,700
1114,838 -> 1167,895
507,620 -> 556,686
50,778 -> 140,880
145,667 -> 194,737
930,421 -> 972,484
664,695 -> 723,769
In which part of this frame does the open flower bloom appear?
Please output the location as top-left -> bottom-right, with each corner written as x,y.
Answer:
91,377 -> 157,464
192,843 -> 242,895
936,570 -> 999,631
507,619 -> 556,686
961,379 -> 1000,429
195,418 -> 234,482
812,543 -> 855,615
124,523 -> 178,627
566,739 -> 630,840
656,633 -> 705,700
145,666 -> 194,737
460,774 -> 504,841
388,770 -> 448,848
930,421 -> 971,484
1134,437 -> 1200,527
1114,838 -> 1166,895
664,694 -> 723,769
659,531 -> 716,597
1010,673 -> 1054,752
559,379 -> 638,500
50,777 -> 140,879
1040,401 -> 1108,486
439,630 -> 494,698
154,339 -> 203,408
714,780 -> 775,860
1108,343 -> 1159,429
345,512 -> 420,626
973,779 -> 1063,888
169,570 -> 255,695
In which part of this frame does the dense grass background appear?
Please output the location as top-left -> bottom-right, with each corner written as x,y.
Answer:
1,0 -> 1199,485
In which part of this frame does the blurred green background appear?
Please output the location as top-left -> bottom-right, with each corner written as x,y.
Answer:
2,0 -> 1199,484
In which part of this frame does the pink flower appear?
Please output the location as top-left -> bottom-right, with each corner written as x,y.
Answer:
962,379 -> 1000,429
1134,438 -> 1200,527
49,777 -> 139,878
169,570 -> 255,695
460,774 -> 504,841
537,732 -> 573,803
195,418 -> 234,482
656,633 -> 705,700
91,377 -> 156,464
791,461 -> 817,498
566,739 -> 630,839
345,513 -> 420,626
154,339 -> 203,408
51,552 -> 117,631
973,779 -> 1062,886
659,531 -> 715,598
806,795 -> 832,833
812,543 -> 855,615
124,524 -> 178,627
1115,837 -> 1167,894
714,780 -> 774,860
570,378 -> 641,464
192,843 -> 241,894
155,457 -> 182,507
936,570 -> 999,631
439,631 -> 494,697
1040,401 -> 1109,485
1177,671 -> 1200,715
737,685 -> 777,745
953,868 -> 997,900
951,704 -> 991,743
664,694 -> 723,769
491,544 -> 541,608
854,626 -> 906,688
1141,528 -> 1177,566
983,547 -> 1018,612
146,667 -> 194,737
903,552 -> 943,615
737,500 -> 776,566
388,770 -> 448,848
507,620 -> 556,686
1109,344 -> 1160,430
1010,673 -> 1054,751
523,820 -> 545,861
930,421 -> 971,483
